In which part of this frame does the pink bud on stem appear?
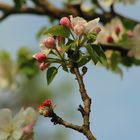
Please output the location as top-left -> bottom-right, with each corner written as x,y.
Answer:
114,26 -> 121,35
42,37 -> 56,49
33,52 -> 46,63
60,17 -> 71,27
106,36 -> 114,43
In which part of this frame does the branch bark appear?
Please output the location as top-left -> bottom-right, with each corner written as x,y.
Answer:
0,0 -> 139,25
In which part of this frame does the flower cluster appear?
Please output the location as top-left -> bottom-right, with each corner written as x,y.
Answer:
97,18 -> 125,44
33,36 -> 56,71
127,24 -> 140,59
33,16 -> 101,71
38,99 -> 55,117
0,107 -> 37,140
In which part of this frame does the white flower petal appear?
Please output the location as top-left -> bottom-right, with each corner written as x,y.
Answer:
70,15 -> 87,26
0,131 -> 10,140
13,108 -> 25,129
133,24 -> 140,40
23,107 -> 37,125
0,109 -> 12,132
85,18 -> 100,33
132,45 -> 140,60
12,129 -> 23,140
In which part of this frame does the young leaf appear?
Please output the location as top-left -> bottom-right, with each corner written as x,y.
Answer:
46,67 -> 58,85
77,55 -> 91,67
36,26 -> 47,39
44,25 -> 70,38
111,52 -> 120,71
92,45 -> 107,65
86,45 -> 99,64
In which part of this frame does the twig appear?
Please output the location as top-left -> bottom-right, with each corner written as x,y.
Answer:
50,111 -> 83,132
73,67 -> 96,140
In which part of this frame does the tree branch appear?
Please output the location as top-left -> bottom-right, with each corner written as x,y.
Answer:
50,111 -> 83,132
0,1 -> 139,25
73,67 -> 96,140
100,44 -> 129,56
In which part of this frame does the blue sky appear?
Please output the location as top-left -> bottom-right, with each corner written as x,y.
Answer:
0,0 -> 140,140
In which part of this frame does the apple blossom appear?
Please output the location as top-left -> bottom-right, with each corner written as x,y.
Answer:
0,107 -> 37,140
97,18 -> 124,44
70,15 -> 100,35
127,30 -> 134,38
106,36 -> 114,43
128,24 -> 140,60
114,26 -> 121,35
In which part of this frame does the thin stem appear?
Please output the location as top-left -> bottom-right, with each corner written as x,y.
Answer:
73,66 -> 96,140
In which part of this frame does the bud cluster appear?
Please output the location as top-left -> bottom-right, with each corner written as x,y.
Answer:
38,99 -> 54,117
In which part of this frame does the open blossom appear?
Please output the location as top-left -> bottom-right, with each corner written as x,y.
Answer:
70,15 -> 100,36
97,18 -> 124,44
100,0 -> 136,7
0,107 -> 37,140
128,24 -> 140,60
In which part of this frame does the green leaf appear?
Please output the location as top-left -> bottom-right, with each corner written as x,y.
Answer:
46,67 -> 58,85
77,55 -> 91,67
111,52 -> 120,71
122,19 -> 136,30
92,45 -> 107,65
44,25 -> 70,38
62,63 -> 69,72
36,26 -> 47,39
86,45 -> 99,64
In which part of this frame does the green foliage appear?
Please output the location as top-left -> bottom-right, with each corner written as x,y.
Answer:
122,19 -> 136,30
110,52 -> 121,71
17,47 -> 39,78
77,55 -> 91,67
0,50 -> 10,61
13,0 -> 26,10
86,45 -> 107,65
44,25 -> 70,38
92,45 -> 107,65
46,66 -> 58,85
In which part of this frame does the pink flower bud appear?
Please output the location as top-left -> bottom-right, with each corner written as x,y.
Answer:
33,52 -> 46,63
60,17 -> 71,27
106,36 -> 114,43
43,99 -> 52,106
127,30 -> 134,38
39,62 -> 48,71
74,24 -> 85,36
114,26 -> 121,34
42,37 -> 56,49
92,26 -> 101,34
38,104 -> 44,109
57,36 -> 65,44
